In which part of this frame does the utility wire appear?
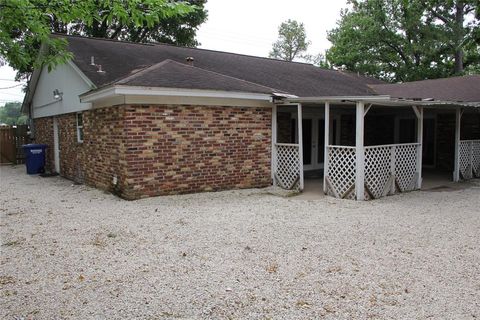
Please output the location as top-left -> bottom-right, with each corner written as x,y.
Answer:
0,84 -> 23,90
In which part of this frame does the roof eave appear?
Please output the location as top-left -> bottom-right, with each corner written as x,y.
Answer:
283,96 -> 480,107
79,85 -> 275,103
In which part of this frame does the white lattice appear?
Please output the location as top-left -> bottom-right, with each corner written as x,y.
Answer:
459,140 -> 480,180
459,141 -> 472,179
365,146 -> 392,199
394,144 -> 419,192
274,143 -> 300,190
473,141 -> 480,178
363,143 -> 419,199
326,146 -> 356,199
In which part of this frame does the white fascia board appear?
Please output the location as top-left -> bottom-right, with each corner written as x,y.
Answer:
80,86 -> 117,102
67,60 -> 96,89
21,68 -> 42,114
285,95 -> 392,103
80,85 -> 273,103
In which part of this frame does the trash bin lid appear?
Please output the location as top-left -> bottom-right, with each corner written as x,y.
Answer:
22,144 -> 48,149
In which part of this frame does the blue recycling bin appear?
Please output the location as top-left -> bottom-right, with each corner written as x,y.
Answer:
22,144 -> 48,174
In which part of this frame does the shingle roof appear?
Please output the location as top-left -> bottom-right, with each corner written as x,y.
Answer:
370,75 -> 480,102
114,59 -> 281,94
56,34 -> 383,97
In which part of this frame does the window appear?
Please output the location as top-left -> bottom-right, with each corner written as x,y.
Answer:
76,113 -> 84,143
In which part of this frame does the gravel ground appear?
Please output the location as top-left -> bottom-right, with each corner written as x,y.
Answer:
1,165 -> 480,320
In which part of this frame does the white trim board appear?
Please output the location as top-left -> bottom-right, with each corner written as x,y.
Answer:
80,85 -> 273,103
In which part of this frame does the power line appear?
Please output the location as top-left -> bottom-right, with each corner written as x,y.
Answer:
0,84 -> 23,90
1,92 -> 24,97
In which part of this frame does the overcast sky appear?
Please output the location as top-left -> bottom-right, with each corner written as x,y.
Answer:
0,0 -> 348,107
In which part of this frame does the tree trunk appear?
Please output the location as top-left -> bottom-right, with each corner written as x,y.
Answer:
454,1 -> 464,74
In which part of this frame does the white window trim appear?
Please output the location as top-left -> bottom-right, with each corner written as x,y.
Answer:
76,113 -> 84,143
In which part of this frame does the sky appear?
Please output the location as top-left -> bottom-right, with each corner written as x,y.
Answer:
0,0 -> 348,107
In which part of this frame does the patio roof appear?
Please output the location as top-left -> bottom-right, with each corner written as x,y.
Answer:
370,75 -> 480,103
282,95 -> 480,108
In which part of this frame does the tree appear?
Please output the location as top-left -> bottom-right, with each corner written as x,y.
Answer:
327,0 -> 479,82
426,0 -> 479,74
0,102 -> 27,125
0,0 -> 198,81
303,53 -> 331,69
269,19 -> 311,61
51,0 -> 207,47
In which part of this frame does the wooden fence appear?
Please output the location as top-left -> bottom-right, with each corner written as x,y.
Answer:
0,125 -> 29,164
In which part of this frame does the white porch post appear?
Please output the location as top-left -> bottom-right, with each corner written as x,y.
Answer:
323,102 -> 330,194
271,104 -> 277,182
413,106 -> 423,189
453,107 -> 462,182
297,103 -> 304,191
355,101 -> 365,201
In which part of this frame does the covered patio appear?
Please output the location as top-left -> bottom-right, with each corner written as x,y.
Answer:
271,96 -> 480,201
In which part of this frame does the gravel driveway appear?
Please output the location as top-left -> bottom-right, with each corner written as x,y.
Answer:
1,165 -> 480,319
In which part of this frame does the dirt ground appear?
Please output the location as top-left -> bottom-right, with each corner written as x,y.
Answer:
1,165 -> 480,319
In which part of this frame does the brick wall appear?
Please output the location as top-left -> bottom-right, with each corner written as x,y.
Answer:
277,112 -> 293,143
365,114 -> 395,146
33,107 -> 127,195
436,113 -> 455,172
121,105 -> 272,199
340,114 -> 355,146
34,104 -> 272,199
462,113 -> 480,140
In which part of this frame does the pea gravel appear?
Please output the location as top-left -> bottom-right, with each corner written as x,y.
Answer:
1,165 -> 479,319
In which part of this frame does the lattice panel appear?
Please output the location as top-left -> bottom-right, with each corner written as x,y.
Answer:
473,141 -> 480,178
394,144 -> 419,192
327,146 -> 356,199
274,144 -> 300,190
459,140 -> 480,180
365,146 -> 392,199
459,141 -> 473,180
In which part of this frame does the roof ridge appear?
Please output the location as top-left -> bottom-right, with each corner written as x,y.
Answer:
116,59 -> 285,93
116,60 -> 173,84
339,70 -> 386,84
53,33 -> 315,66
51,33 -> 156,47
177,61 -> 285,93
372,74 -> 480,86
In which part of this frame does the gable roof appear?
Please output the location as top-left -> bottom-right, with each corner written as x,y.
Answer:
57,34 -> 383,97
370,75 -> 480,103
113,59 -> 281,94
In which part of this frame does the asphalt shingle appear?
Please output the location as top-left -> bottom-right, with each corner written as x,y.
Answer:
57,34 -> 383,97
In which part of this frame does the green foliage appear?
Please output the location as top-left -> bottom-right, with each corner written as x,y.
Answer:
327,0 -> 479,82
269,19 -> 311,61
0,102 -> 27,125
52,0 -> 207,47
0,0 -> 199,80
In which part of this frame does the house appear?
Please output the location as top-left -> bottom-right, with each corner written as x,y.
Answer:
22,35 -> 480,200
